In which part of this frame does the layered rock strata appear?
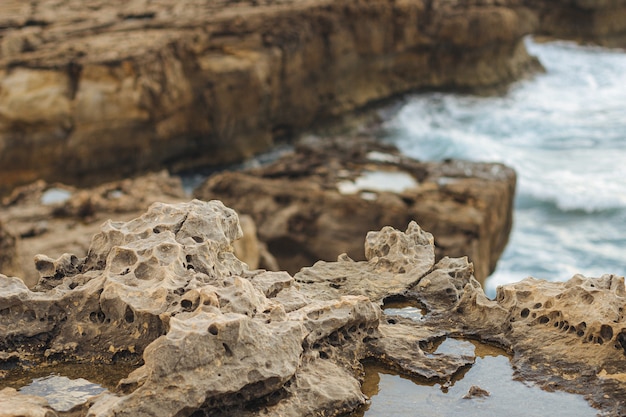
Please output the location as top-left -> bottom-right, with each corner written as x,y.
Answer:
195,137 -> 516,283
0,0 -> 541,194
1,200 -> 623,416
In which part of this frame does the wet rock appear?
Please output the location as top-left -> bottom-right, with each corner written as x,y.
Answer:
0,0 -> 541,194
195,137 -> 515,283
463,385 -> 491,399
0,387 -> 58,417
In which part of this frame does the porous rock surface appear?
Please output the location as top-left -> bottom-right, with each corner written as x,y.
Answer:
0,200 -> 624,416
0,0 -> 542,194
195,136 -> 516,283
0,172 -> 272,287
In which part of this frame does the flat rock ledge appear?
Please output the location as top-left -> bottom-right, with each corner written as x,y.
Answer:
1,200 -> 625,416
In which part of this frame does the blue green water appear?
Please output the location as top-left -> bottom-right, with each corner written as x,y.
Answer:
378,37 -> 626,297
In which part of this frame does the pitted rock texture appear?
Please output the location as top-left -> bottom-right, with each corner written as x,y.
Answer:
0,200 -> 624,416
195,136 -> 515,283
0,172 -> 271,287
0,0 -> 542,194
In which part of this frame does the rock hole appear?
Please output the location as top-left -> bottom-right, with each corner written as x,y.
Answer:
520,308 -> 530,318
563,325 -> 570,332
596,337 -> 604,345
544,300 -> 553,308
617,330 -> 626,355
387,318 -> 397,325
445,288 -> 454,294
538,316 -> 549,325
577,330 -> 585,337
319,351 -> 329,359
208,324 -> 219,335
153,228 -> 161,234
181,299 -> 193,311
223,343 -> 233,357
533,303 -> 542,309
380,244 -> 390,256
69,282 -> 78,290
124,306 -> 135,323
456,307 -> 464,314
600,325 -> 613,341
192,236 -> 204,243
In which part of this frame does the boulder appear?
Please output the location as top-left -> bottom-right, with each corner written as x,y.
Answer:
194,137 -> 516,283
0,0 -> 541,194
0,200 -> 624,416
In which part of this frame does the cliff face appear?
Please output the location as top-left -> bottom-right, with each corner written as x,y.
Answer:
0,0 -> 540,193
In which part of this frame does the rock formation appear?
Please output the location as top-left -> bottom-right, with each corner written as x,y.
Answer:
194,136 -> 516,283
0,172 -> 273,287
0,0 -> 542,194
529,0 -> 626,47
0,222 -> 21,280
1,200 -> 623,416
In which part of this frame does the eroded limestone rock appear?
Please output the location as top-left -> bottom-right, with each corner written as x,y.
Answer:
0,172 -> 268,287
0,200 -> 624,416
195,136 -> 515,283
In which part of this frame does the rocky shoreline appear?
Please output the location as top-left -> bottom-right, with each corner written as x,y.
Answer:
1,0 -> 544,194
0,200 -> 624,416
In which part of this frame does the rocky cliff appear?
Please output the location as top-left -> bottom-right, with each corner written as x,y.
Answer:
0,200 -> 624,416
0,0 -> 541,194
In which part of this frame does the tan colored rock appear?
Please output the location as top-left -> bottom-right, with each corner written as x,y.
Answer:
0,172 -> 268,287
195,137 -> 515,283
0,221 -> 21,279
0,200 -> 624,415
0,0 -> 541,194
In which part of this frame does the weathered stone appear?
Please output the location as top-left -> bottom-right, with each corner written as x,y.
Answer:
0,0 -> 542,194
0,221 -> 22,279
195,137 -> 515,283
0,388 -> 58,417
0,172 -> 266,287
0,200 -> 624,416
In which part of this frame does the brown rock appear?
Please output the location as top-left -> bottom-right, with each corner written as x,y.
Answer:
528,0 -> 626,47
0,221 -> 21,279
0,0 -> 541,194
194,137 -> 516,283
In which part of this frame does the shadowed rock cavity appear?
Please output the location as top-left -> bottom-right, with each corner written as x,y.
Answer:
0,200 -> 624,416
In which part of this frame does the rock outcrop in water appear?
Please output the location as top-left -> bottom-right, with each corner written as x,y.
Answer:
1,200 -> 624,416
194,137 -> 516,283
0,0 -> 541,194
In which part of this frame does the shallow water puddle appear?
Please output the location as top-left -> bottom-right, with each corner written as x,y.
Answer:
354,337 -> 597,417
382,300 -> 426,321
0,362 -> 137,411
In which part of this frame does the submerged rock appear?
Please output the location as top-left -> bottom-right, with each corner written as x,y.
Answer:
195,136 -> 515,283
0,200 -> 624,416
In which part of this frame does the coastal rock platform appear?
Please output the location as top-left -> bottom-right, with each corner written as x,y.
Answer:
0,200 -> 624,416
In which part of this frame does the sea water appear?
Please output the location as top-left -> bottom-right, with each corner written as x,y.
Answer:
378,37 -> 626,297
